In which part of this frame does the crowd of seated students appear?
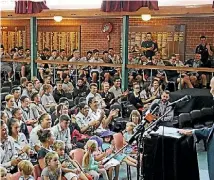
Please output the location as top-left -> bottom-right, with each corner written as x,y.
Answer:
0,33 -> 213,179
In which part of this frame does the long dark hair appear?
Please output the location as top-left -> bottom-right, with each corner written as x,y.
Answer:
7,118 -> 18,136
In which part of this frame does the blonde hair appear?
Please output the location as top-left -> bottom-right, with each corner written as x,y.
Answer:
126,122 -> 137,129
82,140 -> 97,168
53,140 -> 65,151
18,160 -> 34,176
5,94 -> 14,101
45,152 -> 59,166
129,110 -> 141,121
0,167 -> 7,177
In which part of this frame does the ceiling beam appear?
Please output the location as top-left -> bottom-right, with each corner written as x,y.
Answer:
1,5 -> 214,19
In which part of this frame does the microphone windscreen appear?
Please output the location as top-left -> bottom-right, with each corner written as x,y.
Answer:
145,113 -> 155,122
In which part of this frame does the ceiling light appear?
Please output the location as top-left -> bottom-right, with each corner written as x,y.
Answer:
141,14 -> 152,21
54,16 -> 63,22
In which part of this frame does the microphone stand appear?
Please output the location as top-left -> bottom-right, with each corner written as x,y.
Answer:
103,107 -> 175,180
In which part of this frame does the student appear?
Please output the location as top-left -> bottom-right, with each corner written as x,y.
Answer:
37,129 -> 55,169
90,136 -> 120,180
8,118 -> 31,161
53,140 -> 89,180
18,160 -> 34,180
123,122 -> 137,154
0,167 -> 7,180
41,152 -> 62,180
101,130 -> 137,167
83,140 -> 109,180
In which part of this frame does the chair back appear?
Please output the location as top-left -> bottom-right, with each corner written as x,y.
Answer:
9,172 -> 21,180
1,86 -> 11,93
113,132 -> 124,150
1,92 -> 8,102
190,110 -> 202,123
178,113 -> 192,128
33,164 -> 42,180
70,148 -> 85,166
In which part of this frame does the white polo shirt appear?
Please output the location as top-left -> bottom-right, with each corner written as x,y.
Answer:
87,108 -> 105,133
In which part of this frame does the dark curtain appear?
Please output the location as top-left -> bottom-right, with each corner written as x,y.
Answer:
101,0 -> 159,12
15,0 -> 49,14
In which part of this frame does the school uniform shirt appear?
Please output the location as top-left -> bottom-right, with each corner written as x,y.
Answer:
140,89 -> 150,100
0,136 -> 18,171
41,93 -> 56,112
29,125 -> 43,149
75,112 -> 92,134
62,81 -> 74,94
87,108 -> 105,133
75,112 -> 90,129
4,107 -> 13,119
88,58 -> 104,73
16,119 -> 29,140
51,124 -> 72,149
69,57 -> 87,70
21,89 -> 32,98
14,99 -> 21,108
86,92 -> 106,109
29,102 -> 46,120
10,133 -> 29,160
19,175 -> 34,180
21,107 -> 33,122
109,86 -> 122,100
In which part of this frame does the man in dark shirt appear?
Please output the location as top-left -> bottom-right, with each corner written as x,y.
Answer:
185,53 -> 207,88
73,78 -> 89,99
100,82 -> 115,109
129,83 -> 144,109
195,35 -> 213,67
141,32 -> 155,60
53,81 -> 66,103
40,48 -> 50,69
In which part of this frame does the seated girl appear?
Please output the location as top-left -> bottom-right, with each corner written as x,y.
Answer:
37,129 -> 55,169
41,152 -> 62,180
8,119 -> 32,161
100,130 -> 137,167
83,140 -> 109,180
90,136 -> 120,180
123,122 -> 137,154
53,140 -> 89,180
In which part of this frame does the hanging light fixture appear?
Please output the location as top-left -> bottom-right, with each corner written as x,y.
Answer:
54,16 -> 63,22
141,14 -> 152,21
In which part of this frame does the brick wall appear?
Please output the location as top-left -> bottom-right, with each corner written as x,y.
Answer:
1,17 -> 214,59
129,17 -> 214,59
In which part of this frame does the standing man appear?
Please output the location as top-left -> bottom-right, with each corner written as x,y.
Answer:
141,32 -> 155,60
195,35 -> 213,67
179,77 -> 214,180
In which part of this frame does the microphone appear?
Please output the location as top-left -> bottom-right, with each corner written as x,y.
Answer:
167,95 -> 191,107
